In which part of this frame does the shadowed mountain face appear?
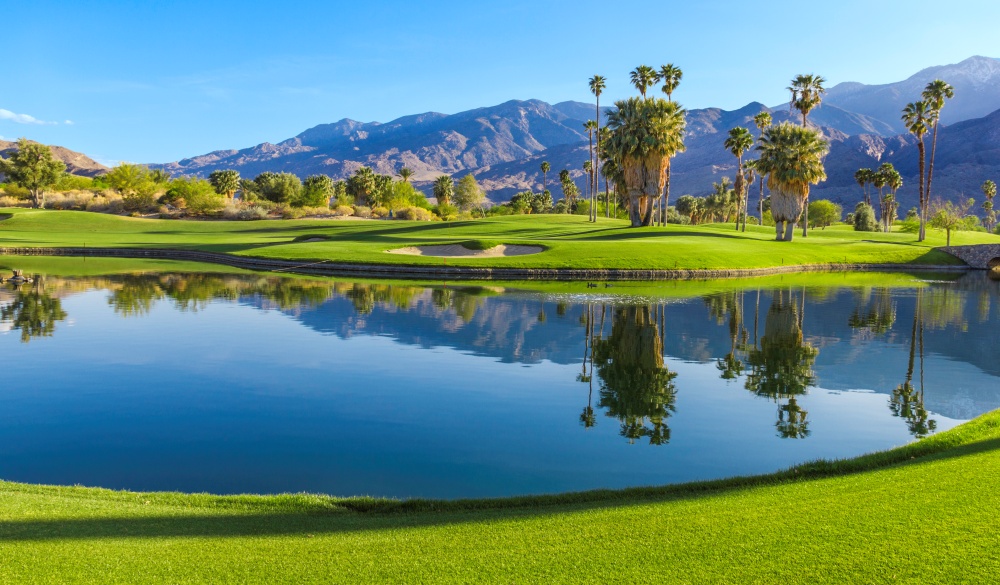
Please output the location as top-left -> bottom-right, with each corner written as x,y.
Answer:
142,56 -> 1000,206
0,140 -> 108,177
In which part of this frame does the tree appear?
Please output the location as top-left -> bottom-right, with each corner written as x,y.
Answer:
540,161 -> 550,193
724,126 -> 754,231
106,163 -> 158,212
583,119 -> 598,221
659,64 -> 682,102
509,191 -> 532,214
397,167 -> 413,183
208,169 -> 240,199
255,172 -> 301,204
629,65 -> 659,99
589,75 -> 607,219
879,164 -> 902,231
559,169 -> 579,212
752,111 -> 772,223
755,123 -> 829,242
432,175 -> 453,206
922,80 -> 955,215
853,202 -> 879,232
346,167 -> 377,206
604,97 -> 686,227
707,177 -> 736,222
929,197 -> 975,246
808,199 -> 842,229
982,179 -> 997,232
855,168 -> 873,206
0,139 -> 66,208
788,74 -> 826,127
237,178 -> 259,202
300,174 -> 335,207
531,190 -> 553,214
453,174 -> 487,213
902,100 -> 934,241
165,177 -> 224,215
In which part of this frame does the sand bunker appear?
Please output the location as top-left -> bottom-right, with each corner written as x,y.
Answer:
387,244 -> 543,258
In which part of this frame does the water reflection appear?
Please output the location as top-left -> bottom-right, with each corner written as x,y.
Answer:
889,288 -> 936,437
1,277 -> 68,342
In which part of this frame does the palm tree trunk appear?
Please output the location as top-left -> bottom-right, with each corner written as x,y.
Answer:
917,140 -> 927,241
926,122 -> 940,217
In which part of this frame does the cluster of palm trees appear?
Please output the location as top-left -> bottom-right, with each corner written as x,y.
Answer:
902,80 -> 955,241
854,163 -> 903,232
983,180 -> 997,233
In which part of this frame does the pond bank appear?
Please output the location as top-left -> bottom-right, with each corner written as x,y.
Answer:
0,246 -> 972,280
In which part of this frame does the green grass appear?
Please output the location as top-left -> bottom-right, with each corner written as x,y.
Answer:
1,209 -> 996,271
1,410 -> 998,583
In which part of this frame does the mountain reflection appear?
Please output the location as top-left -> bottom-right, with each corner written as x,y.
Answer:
2,270 -> 998,442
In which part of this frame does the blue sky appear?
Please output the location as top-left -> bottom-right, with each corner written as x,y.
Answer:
4,0 -> 999,165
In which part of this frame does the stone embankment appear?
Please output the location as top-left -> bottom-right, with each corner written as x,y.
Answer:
0,246 -> 974,281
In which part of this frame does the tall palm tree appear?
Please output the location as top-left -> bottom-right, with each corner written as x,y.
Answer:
659,64 -> 682,102
922,80 -> 955,211
902,100 -> 934,241
590,75 -> 607,220
982,179 -> 997,232
881,164 -> 903,232
854,168 -> 873,206
629,65 -> 659,99
753,111 -> 772,223
397,167 -> 413,183
604,97 -> 686,227
598,126 -> 612,217
540,161 -> 550,193
742,158 -> 758,231
788,74 -> 827,127
725,126 -> 754,231
584,119 -> 598,221
432,175 -> 453,207
756,123 -> 829,242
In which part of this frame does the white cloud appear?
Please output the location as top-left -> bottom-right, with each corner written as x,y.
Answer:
64,120 -> 74,125
0,108 -> 57,125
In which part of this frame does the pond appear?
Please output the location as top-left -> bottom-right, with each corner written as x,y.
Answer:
1,265 -> 998,499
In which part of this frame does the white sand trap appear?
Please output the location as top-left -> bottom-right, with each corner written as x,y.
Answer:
387,244 -> 543,258
301,237 -> 327,242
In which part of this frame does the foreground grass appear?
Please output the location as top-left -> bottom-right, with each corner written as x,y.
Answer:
2,209 -> 997,271
2,411 -> 999,583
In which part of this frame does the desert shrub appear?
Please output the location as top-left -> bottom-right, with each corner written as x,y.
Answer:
223,203 -> 270,221
298,206 -> 336,218
53,175 -> 95,191
333,205 -> 354,217
435,203 -> 458,219
45,191 -> 94,210
166,177 -> 224,215
371,206 -> 390,218
0,184 -> 30,200
86,194 -> 124,214
396,206 -> 433,221
666,207 -> 689,224
0,195 -> 29,207
853,202 -> 879,232
276,205 -> 307,219
352,205 -> 372,218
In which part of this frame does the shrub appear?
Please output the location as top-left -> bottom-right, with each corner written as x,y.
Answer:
45,191 -> 94,210
333,205 -> 354,217
222,203 -> 270,221
371,206 -> 390,218
0,195 -> 29,207
276,205 -> 307,219
396,206 -> 433,221
853,202 -> 879,232
86,194 -> 124,214
0,184 -> 30,200
352,205 -> 372,218
166,177 -> 224,216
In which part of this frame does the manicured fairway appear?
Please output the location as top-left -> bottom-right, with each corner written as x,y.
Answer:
1,411 -> 998,583
2,209 -> 997,270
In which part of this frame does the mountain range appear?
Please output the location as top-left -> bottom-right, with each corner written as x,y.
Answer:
13,56 -> 1000,212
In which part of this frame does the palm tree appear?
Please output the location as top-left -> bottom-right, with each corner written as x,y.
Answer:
724,127 -> 754,231
902,100 -> 934,241
590,75 -> 607,220
752,111 -> 772,223
598,126 -> 612,217
882,165 -> 903,232
397,167 -> 413,183
982,179 -> 997,232
604,97 -> 686,227
659,64 -> 682,102
540,161 -> 550,194
922,80 -> 955,211
855,168 -> 873,206
629,65 -> 659,99
432,175 -> 453,207
584,119 -> 598,221
788,74 -> 827,127
756,123 -> 829,241
742,158 -> 758,231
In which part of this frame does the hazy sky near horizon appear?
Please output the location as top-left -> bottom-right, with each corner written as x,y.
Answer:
4,0 -> 999,164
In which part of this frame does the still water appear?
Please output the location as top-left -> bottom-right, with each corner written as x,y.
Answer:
1,269 -> 998,499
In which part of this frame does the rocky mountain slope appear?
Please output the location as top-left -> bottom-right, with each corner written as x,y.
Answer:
0,139 -> 107,177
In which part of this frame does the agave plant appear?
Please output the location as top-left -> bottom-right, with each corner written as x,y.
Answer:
756,123 -> 829,241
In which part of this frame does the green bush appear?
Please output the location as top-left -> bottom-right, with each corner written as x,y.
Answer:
352,205 -> 372,218
853,203 -> 879,232
333,205 -> 354,217
396,206 -> 433,221
371,206 -> 390,218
